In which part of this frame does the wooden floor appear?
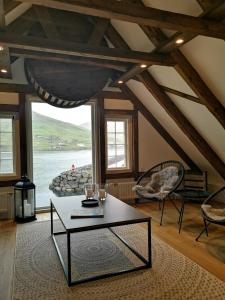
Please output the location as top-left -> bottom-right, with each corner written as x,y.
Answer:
0,200 -> 224,300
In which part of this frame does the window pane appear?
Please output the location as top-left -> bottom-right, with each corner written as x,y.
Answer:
107,144 -> 116,156
0,132 -> 13,148
116,133 -> 125,145
106,118 -> 130,170
107,132 -> 115,144
108,157 -> 116,168
0,118 -> 13,133
117,159 -> 126,168
116,145 -> 125,156
0,118 -> 14,174
107,121 -> 115,133
116,121 -> 125,133
0,159 -> 13,173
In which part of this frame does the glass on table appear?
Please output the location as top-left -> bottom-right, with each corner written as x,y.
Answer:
96,184 -> 108,201
84,184 -> 96,199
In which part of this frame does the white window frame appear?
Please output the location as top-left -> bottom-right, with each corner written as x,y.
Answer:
0,113 -> 20,180
105,114 -> 133,174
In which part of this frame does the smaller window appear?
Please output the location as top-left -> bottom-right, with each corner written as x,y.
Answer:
105,115 -> 133,173
0,114 -> 19,178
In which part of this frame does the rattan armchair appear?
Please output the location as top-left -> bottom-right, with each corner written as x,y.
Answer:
134,161 -> 184,225
196,185 -> 225,241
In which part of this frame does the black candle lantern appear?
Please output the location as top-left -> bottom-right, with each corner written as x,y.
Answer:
14,175 -> 36,223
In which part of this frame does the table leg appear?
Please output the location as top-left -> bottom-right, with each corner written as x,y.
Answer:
50,201 -> 53,235
148,219 -> 152,267
67,232 -> 72,286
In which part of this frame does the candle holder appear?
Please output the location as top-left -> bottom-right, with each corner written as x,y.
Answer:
14,175 -> 36,223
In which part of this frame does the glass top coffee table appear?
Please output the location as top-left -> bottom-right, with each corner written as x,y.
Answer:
50,194 -> 151,286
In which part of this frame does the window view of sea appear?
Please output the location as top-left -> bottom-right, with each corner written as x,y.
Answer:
33,150 -> 92,208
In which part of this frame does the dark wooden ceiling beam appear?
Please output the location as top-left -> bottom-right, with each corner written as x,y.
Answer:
0,0 -> 12,78
97,90 -> 130,100
0,82 -> 33,92
10,48 -> 129,71
196,0 -> 224,11
18,0 -> 225,39
6,9 -> 36,35
88,17 -> 109,45
0,33 -> 175,65
152,1 -> 225,53
121,84 -> 200,172
159,85 -> 203,105
34,5 -> 60,39
111,5 -> 225,129
112,65 -> 148,86
171,50 -> 225,129
0,0 -> 5,28
104,24 -> 202,172
4,1 -> 21,14
139,71 -> 225,179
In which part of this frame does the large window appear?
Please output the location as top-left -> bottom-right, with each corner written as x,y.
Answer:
106,115 -> 133,172
31,102 -> 94,209
0,115 -> 18,177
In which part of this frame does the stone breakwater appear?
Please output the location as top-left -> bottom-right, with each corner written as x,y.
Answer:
49,165 -> 92,196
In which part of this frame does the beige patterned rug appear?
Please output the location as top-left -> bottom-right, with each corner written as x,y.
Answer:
13,221 -> 225,300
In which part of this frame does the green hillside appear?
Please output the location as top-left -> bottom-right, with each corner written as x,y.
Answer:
32,112 -> 91,151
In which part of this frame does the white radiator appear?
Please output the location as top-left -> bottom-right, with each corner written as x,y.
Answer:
107,182 -> 137,204
0,191 -> 14,219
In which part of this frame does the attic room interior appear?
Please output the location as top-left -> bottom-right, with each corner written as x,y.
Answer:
0,0 -> 225,299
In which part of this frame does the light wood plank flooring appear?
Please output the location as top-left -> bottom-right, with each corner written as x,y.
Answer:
0,201 -> 224,300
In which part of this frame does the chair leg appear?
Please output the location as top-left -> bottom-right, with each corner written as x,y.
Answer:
160,198 -> 166,226
204,218 -> 209,236
196,219 -> 210,241
158,200 -> 161,210
178,200 -> 185,234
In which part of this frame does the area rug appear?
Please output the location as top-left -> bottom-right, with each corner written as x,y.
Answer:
13,221 -> 225,300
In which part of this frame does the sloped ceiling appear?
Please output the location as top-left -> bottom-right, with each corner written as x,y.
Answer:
110,0 -> 225,185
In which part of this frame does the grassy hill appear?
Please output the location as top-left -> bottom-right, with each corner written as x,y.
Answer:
32,112 -> 91,151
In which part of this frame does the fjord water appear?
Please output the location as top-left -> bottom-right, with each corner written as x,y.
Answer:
33,150 -> 92,208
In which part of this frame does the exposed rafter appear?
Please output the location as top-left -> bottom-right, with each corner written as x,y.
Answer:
138,71 -> 225,180
113,3 -> 225,129
171,50 -> 225,129
152,1 -> 225,53
104,20 -> 225,178
0,33 -> 175,65
196,0 -> 224,11
0,0 -> 12,78
18,0 -> 225,39
10,48 -> 129,72
5,1 -> 32,26
34,5 -> 60,39
121,84 -> 200,172
0,82 -> 33,92
159,85 -> 203,105
97,90 -> 130,100
88,17 -> 109,45
0,0 -> 5,28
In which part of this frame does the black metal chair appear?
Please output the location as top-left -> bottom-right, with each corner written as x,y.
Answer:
176,171 -> 210,233
196,185 -> 225,241
134,160 -> 184,225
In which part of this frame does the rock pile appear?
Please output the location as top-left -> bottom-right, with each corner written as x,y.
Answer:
49,165 -> 92,196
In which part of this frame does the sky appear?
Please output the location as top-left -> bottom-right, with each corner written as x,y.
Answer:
32,103 -> 91,126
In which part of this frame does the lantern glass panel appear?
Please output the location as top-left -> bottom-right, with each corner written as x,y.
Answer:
15,189 -> 23,218
27,189 -> 35,216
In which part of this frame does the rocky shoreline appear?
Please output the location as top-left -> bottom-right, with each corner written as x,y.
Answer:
49,155 -> 124,197
49,165 -> 92,196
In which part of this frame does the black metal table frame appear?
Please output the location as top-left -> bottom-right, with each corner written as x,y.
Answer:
50,201 -> 152,286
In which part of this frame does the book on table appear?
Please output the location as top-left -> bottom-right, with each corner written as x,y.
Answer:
71,206 -> 104,218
